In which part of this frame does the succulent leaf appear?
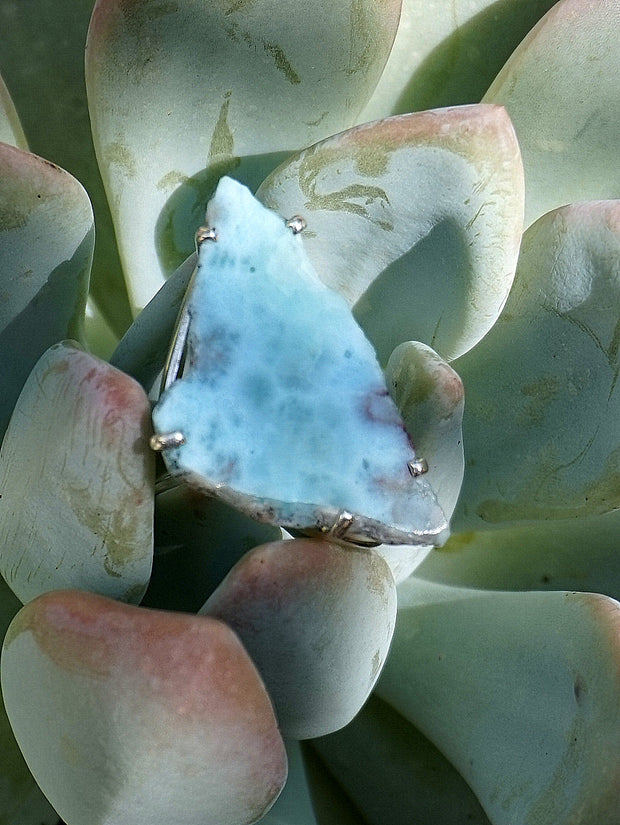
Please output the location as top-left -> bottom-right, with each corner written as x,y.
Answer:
1,590 -> 288,825
0,75 -> 27,150
418,510 -> 620,600
258,104 -> 524,363
371,340 -> 464,584
483,0 -> 620,226
0,143 -> 94,439
110,252 -> 197,393
378,578 -> 620,825
452,200 -> 620,532
0,343 -> 154,604
0,0 -> 132,336
358,0 -> 557,121
312,694 -> 491,825
85,0 -> 401,312
386,341 -> 464,520
201,538 -> 397,739
83,297 -> 121,361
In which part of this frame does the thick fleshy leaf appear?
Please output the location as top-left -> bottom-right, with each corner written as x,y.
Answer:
143,485 -> 282,614
358,0 -> 557,121
312,695 -> 491,825
110,253 -> 196,393
418,511 -> 620,600
0,343 -> 154,604
83,297 -> 120,361
201,538 -> 397,739
378,578 -> 620,825
373,341 -> 464,584
258,104 -> 524,363
452,201 -> 620,532
0,0 -> 132,334
0,578 -> 58,825
0,75 -> 27,149
0,143 -> 93,438
152,178 -> 447,547
86,0 -> 401,312
1,590 -> 287,825
386,341 -> 464,520
483,0 -> 620,226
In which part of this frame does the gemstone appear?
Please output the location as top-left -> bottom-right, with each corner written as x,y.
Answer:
152,177 -> 448,546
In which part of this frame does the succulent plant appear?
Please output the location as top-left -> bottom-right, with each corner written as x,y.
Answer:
0,0 -> 619,823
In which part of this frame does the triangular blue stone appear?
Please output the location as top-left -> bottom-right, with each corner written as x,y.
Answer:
152,178 -> 448,546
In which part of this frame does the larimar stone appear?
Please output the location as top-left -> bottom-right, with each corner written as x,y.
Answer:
152,178 -> 448,546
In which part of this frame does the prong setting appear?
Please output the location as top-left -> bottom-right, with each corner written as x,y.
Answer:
408,458 -> 429,477
150,431 -> 186,452
195,225 -> 218,248
285,216 -> 306,234
328,510 -> 355,540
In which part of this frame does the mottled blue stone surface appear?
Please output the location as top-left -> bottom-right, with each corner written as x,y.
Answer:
152,178 -> 447,545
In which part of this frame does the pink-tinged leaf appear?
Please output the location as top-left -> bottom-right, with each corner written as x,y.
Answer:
372,340 -> 465,585
0,343 -> 154,604
387,341 -> 464,521
258,104 -> 524,363
0,0 -> 132,335
0,143 -> 93,438
202,538 -> 397,739
1,590 -> 287,825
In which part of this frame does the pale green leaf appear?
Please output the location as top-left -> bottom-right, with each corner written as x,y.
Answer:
0,143 -> 93,438
452,201 -> 620,532
86,0 -> 401,312
418,511 -> 620,600
110,253 -> 197,393
258,104 -> 524,363
143,485 -> 282,614
378,578 -> 620,824
387,341 -> 464,520
483,0 -> 620,226
359,0 -> 557,120
0,74 -> 27,149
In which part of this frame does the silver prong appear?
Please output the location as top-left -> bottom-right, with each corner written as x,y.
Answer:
150,431 -> 186,452
285,215 -> 306,234
408,458 -> 429,477
195,225 -> 218,248
329,510 -> 355,539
